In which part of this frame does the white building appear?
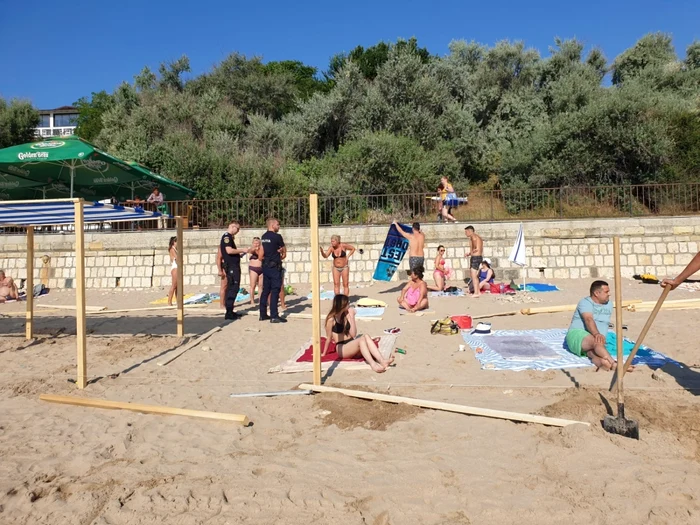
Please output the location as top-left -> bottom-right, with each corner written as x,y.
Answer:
36,106 -> 79,137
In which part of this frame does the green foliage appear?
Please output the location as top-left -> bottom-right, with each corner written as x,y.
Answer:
74,91 -> 114,142
0,97 -> 39,148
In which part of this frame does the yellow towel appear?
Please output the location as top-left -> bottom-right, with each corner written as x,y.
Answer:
150,293 -> 196,305
357,297 -> 387,308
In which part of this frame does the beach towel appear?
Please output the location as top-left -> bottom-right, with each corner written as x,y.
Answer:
373,223 -> 411,281
462,329 -> 679,372
357,297 -> 388,308
306,290 -> 335,301
354,307 -> 385,317
268,334 -> 397,374
430,288 -> 465,297
519,283 -> 560,292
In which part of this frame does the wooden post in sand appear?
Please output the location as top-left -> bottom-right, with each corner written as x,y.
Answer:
74,200 -> 88,389
310,194 -> 322,386
176,216 -> 185,337
25,226 -> 34,340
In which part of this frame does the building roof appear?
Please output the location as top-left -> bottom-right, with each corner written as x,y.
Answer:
0,199 -> 164,226
37,106 -> 78,114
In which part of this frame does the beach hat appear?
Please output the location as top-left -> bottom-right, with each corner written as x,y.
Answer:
472,322 -> 492,335
483,258 -> 491,266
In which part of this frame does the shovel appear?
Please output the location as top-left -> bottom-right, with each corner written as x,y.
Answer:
603,238 -> 639,439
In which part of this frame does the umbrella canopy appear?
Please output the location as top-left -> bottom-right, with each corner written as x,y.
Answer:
0,169 -> 95,200
508,222 -> 527,267
0,136 -> 195,201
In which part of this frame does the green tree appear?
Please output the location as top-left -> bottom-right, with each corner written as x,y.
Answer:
611,33 -> 676,85
74,91 -> 114,142
0,97 -> 39,148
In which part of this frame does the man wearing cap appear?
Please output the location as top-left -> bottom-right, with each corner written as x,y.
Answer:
566,280 -> 616,371
393,220 -> 425,273
220,220 -> 248,321
464,225 -> 484,297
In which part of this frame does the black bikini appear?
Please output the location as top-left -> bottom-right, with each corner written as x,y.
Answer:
332,315 -> 353,347
332,249 -> 347,259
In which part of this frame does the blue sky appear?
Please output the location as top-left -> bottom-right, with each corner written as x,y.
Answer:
0,0 -> 698,109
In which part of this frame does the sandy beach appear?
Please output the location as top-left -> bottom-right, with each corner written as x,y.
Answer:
1,277 -> 699,524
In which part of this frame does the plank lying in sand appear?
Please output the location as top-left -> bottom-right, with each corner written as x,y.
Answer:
158,326 -> 222,366
90,304 -> 208,314
37,304 -> 106,312
299,384 -> 590,428
521,299 -> 641,315
472,310 -> 519,320
40,394 -> 249,425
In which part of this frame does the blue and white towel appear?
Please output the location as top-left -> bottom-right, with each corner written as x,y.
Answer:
430,288 -> 466,297
354,307 -> 385,317
462,329 -> 679,372
307,290 -> 335,301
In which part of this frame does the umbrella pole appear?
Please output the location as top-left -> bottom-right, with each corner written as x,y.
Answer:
70,165 -> 75,198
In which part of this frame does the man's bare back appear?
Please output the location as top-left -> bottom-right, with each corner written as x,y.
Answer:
410,230 -> 425,257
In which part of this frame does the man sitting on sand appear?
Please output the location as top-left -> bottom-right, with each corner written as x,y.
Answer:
0,270 -> 19,303
566,280 -> 616,370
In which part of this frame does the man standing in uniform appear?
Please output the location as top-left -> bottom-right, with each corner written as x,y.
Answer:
464,225 -> 484,297
393,221 -> 425,273
221,220 -> 248,321
260,217 -> 287,323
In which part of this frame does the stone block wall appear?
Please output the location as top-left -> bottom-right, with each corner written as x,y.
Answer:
1,215 -> 699,290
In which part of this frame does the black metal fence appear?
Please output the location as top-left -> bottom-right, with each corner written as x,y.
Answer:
2,184 -> 700,235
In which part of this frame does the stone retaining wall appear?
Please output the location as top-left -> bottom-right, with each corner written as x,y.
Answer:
1,216 -> 698,290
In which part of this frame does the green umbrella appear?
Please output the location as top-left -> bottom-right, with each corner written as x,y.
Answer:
0,136 -> 195,201
0,169 -> 95,200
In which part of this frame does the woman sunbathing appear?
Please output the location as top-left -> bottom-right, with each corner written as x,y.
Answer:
323,294 -> 393,373
398,267 -> 429,312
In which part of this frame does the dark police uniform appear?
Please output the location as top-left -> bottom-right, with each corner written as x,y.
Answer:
260,229 -> 285,320
220,231 -> 241,319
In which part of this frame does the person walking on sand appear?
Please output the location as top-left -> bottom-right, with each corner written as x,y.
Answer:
393,220 -> 425,273
323,294 -> 394,373
661,252 -> 700,291
397,267 -> 430,312
220,220 -> 248,321
167,237 -> 178,306
320,234 -> 355,296
464,226 -> 484,297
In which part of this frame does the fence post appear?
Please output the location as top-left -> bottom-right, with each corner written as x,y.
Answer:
629,185 -> 633,217
490,190 -> 494,221
559,188 -> 563,219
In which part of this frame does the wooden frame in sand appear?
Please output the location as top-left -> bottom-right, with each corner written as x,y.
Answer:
1,198 -> 184,389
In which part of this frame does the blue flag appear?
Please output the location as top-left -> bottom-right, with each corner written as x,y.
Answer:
373,223 -> 411,281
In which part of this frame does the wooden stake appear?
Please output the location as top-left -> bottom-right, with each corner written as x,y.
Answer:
613,238 -> 625,408
90,304 -> 207,314
176,216 -> 185,337
40,394 -> 249,425
74,201 -> 87,389
520,299 -> 641,316
158,326 -> 222,366
471,310 -> 519,320
309,194 -> 322,386
299,384 -> 589,428
25,226 -> 34,340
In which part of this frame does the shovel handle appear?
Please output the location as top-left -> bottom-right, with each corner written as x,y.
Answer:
620,286 -> 671,378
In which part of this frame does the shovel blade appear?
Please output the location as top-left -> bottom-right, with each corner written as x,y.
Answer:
603,414 -> 640,440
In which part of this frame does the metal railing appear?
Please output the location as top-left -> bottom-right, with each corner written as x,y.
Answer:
1,183 -> 700,235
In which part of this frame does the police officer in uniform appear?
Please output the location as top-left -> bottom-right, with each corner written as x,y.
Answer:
259,217 -> 287,323
221,220 -> 247,321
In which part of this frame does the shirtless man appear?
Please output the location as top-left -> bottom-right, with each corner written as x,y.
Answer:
464,226 -> 484,297
0,270 -> 19,303
394,221 -> 425,273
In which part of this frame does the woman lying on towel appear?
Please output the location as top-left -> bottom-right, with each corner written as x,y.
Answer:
398,267 -> 429,312
323,294 -> 393,373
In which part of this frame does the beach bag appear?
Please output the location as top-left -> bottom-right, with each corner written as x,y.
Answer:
430,317 -> 459,336
450,315 -> 472,330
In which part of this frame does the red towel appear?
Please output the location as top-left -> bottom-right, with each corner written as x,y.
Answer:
296,337 -> 381,362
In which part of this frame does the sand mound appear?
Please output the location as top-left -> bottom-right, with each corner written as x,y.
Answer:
315,392 -> 420,431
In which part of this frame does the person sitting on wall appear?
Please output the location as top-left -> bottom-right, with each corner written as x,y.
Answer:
565,280 -> 618,371
0,270 -> 19,303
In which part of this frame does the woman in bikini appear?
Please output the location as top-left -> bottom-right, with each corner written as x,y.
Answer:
323,294 -> 393,373
477,258 -> 495,292
429,245 -> 449,291
398,266 -> 429,312
247,237 -> 264,306
167,236 -> 178,306
439,176 -> 457,223
320,235 -> 355,296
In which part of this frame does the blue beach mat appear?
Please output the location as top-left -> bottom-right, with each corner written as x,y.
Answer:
430,288 -> 466,297
354,307 -> 386,317
519,283 -> 561,292
462,329 -> 680,372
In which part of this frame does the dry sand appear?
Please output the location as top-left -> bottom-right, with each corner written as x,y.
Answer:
1,277 -> 699,524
